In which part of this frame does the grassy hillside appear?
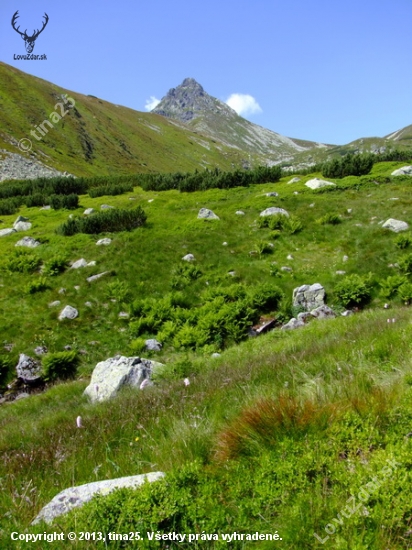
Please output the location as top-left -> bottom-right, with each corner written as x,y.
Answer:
1,162 -> 412,548
0,63 -> 246,176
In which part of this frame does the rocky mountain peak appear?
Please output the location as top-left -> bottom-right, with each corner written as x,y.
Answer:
153,77 -> 233,123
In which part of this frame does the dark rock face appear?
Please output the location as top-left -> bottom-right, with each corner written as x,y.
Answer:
16,354 -> 43,385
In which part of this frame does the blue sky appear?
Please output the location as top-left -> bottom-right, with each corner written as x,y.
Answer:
1,0 -> 411,145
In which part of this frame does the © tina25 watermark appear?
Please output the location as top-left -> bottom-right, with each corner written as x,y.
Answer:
18,95 -> 75,153
313,457 -> 400,544
11,10 -> 48,60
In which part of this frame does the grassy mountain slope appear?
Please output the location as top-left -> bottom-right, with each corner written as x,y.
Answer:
0,63 -> 247,177
1,161 -> 412,547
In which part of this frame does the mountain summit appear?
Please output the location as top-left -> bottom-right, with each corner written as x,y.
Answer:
153,78 -> 327,165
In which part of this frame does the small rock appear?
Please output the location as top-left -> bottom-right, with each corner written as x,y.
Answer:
265,192 -> 279,197
16,354 -> 42,385
197,208 -> 219,220
0,228 -> 17,237
293,191 -> 299,195
228,271 -> 236,277
347,208 -> 352,214
341,310 -> 353,317
15,236 -> 40,248
182,254 -> 195,261
281,266 -> 292,272
382,219 -> 409,233
96,238 -> 112,246
100,204 -> 114,210
281,318 -> 304,330
71,258 -> 88,269
288,177 -> 301,184
391,166 -> 412,176
118,312 -> 129,319
212,353 -> 221,357
74,286 -> 80,291
14,221 -> 32,232
84,208 -> 95,215
343,255 -> 349,262
336,270 -> 346,275
259,207 -> 289,218
145,339 -> 162,352
235,210 -> 245,215
222,242 -> 228,246
305,178 -> 336,190
64,345 -> 72,351
87,261 -> 96,267
85,301 -> 93,307
309,203 -> 315,208
58,306 -> 78,320
287,254 -> 294,260
148,199 -> 154,203
48,300 -> 61,307
58,288 -> 66,294
310,305 -> 336,319
40,205 -> 51,210
87,272 -> 110,283
34,346 -> 48,355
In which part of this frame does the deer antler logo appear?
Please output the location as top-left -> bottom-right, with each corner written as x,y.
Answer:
11,11 -> 49,54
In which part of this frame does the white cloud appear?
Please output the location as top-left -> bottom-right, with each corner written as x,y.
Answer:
225,93 -> 262,116
145,96 -> 161,111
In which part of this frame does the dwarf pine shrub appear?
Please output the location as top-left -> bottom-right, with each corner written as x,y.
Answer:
56,206 -> 147,235
88,184 -> 133,198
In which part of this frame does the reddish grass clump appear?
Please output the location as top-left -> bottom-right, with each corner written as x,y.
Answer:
214,395 -> 335,461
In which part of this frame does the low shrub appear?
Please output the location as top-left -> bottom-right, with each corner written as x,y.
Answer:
129,338 -> 147,355
50,194 -> 79,210
0,357 -> 11,387
248,283 -> 283,312
42,256 -> 68,276
105,280 -> 131,303
317,213 -> 342,225
334,274 -> 373,307
398,282 -> 412,304
380,275 -> 408,299
398,253 -> 412,275
4,250 -> 41,274
26,277 -> 49,294
395,234 -> 412,250
42,350 -> 80,381
88,184 -> 133,198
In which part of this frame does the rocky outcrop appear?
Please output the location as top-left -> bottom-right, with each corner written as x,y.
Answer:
391,166 -> 412,176
15,236 -> 40,247
32,472 -> 165,524
83,355 -> 164,403
16,354 -> 42,385
0,149 -> 71,182
293,283 -> 325,311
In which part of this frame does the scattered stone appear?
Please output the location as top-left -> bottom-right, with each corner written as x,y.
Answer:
71,258 -> 88,269
235,210 -> 245,215
87,271 -> 110,283
228,271 -> 236,277
197,208 -> 219,220
58,306 -> 78,321
391,166 -> 412,176
74,286 -> 80,291
182,254 -> 195,261
293,283 -> 325,311
265,192 -> 279,197
64,345 -> 72,351
343,255 -> 349,262
384,303 -> 390,309
34,346 -> 48,356
118,311 -> 129,319
40,205 -> 51,210
16,354 -> 42,385
222,242 -> 228,246
84,208 -> 95,215
382,219 -> 409,233
145,339 -> 162,352
32,472 -> 165,525
15,392 -> 30,401
96,238 -> 112,246
293,191 -> 299,195
259,207 -> 289,218
288,177 -> 301,184
87,261 -> 96,267
341,310 -> 353,317
148,199 -> 154,203
309,203 -> 315,208
347,208 -> 352,214
13,221 -> 32,232
297,312 -> 313,323
251,317 -> 276,335
336,270 -> 346,275
388,198 -> 399,201
100,204 -> 114,210
281,318 -> 304,330
83,355 -> 164,403
281,266 -> 292,272
58,288 -> 66,295
15,236 -> 40,248
305,178 -> 336,190
287,254 -> 294,260
212,353 -> 221,358
0,228 -> 17,237
85,301 -> 93,307
310,305 -> 336,319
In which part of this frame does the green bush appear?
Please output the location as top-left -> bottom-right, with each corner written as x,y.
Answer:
284,216 -> 303,234
395,234 -> 412,250
0,357 -> 11,387
248,283 -> 283,312
380,275 -> 408,299
89,184 -> 133,198
50,194 -> 79,210
398,283 -> 412,304
129,338 -> 147,355
105,280 -> 131,303
4,250 -> 41,274
56,206 -> 147,236
334,274 -> 373,307
317,213 -> 342,225
322,153 -> 374,178
399,253 -> 412,275
42,351 -> 80,382
26,277 -> 49,294
42,256 -> 68,276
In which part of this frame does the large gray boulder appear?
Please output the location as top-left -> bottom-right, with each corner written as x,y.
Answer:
16,354 -> 42,385
293,283 -> 325,311
32,472 -> 165,525
83,355 -> 164,403
391,166 -> 412,176
198,208 -> 219,220
259,207 -> 289,217
305,178 -> 336,190
382,219 -> 409,233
